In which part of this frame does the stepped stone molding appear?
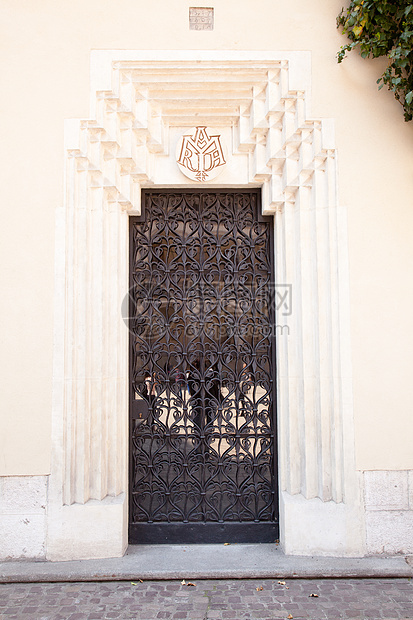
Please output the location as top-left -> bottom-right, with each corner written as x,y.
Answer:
49,51 -> 361,558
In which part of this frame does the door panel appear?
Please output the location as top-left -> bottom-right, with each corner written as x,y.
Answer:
129,190 -> 278,543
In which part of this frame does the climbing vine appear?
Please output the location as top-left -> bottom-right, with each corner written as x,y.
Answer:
337,1 -> 413,121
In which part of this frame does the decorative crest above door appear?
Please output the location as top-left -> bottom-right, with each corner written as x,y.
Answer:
176,126 -> 227,181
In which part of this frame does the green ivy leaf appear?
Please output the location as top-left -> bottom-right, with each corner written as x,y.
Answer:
337,0 -> 413,121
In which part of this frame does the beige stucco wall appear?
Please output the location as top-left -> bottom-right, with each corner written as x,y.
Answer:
0,0 -> 412,475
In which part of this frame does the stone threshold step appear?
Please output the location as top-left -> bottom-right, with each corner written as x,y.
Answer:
1,545 -> 412,583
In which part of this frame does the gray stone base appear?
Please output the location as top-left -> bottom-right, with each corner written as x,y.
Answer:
0,476 -> 47,560
364,470 -> 413,554
3,471 -> 413,561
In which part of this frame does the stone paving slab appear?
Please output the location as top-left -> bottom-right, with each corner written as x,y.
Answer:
1,547 -> 412,583
0,578 -> 413,620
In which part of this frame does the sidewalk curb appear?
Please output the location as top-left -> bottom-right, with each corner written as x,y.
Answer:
1,546 -> 412,583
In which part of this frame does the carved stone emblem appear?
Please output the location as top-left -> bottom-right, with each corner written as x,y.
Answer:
176,126 -> 227,181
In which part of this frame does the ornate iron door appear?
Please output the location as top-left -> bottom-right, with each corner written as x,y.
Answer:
129,190 -> 278,543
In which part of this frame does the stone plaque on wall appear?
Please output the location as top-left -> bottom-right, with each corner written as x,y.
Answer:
189,7 -> 214,30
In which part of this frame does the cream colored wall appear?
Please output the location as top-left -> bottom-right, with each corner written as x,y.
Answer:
0,0 -> 412,475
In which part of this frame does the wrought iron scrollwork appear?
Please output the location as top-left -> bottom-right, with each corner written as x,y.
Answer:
130,190 -> 276,527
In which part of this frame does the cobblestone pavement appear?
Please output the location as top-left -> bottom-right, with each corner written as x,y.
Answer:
0,578 -> 412,620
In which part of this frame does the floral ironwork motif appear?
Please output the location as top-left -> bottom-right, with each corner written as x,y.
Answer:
130,191 -> 276,535
176,127 -> 227,181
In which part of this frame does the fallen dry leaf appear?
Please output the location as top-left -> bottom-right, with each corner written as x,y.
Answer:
181,579 -> 196,587
224,542 -> 230,546
256,586 -> 263,591
287,615 -> 293,619
309,593 -> 319,598
278,580 -> 286,585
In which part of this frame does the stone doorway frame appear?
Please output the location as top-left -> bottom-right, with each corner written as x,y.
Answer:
48,51 -> 364,561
